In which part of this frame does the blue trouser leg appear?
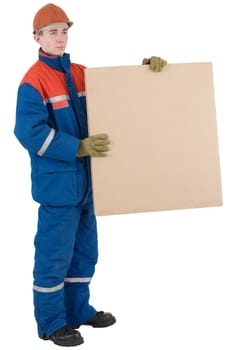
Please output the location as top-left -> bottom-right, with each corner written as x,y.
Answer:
65,202 -> 98,327
33,202 -> 98,337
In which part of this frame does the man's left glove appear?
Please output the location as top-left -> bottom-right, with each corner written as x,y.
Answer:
77,133 -> 110,157
142,56 -> 167,72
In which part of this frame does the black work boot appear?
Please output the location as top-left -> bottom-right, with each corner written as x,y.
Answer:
42,326 -> 84,346
83,311 -> 116,328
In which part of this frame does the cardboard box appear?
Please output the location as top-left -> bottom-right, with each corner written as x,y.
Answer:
85,63 -> 222,216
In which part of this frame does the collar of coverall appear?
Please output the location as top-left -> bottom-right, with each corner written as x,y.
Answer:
38,22 -> 69,32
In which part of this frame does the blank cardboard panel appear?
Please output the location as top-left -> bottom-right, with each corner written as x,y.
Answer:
85,63 -> 222,216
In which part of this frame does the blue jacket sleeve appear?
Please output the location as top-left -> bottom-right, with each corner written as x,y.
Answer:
14,83 -> 80,162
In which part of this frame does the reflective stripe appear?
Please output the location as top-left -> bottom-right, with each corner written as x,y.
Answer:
44,93 -> 85,105
37,128 -> 55,156
46,95 -> 69,104
33,278 -> 91,293
64,277 -> 92,283
78,91 -> 86,97
33,282 -> 64,293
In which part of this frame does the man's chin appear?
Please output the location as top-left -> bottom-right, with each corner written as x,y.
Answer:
55,49 -> 65,56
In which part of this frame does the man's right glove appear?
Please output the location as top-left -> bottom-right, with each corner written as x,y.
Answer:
77,133 -> 110,157
142,56 -> 167,72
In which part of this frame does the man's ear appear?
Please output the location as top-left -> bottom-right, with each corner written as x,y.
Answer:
34,33 -> 42,44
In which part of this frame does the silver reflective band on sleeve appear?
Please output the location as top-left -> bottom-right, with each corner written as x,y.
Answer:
37,128 -> 55,156
33,282 -> 64,293
64,277 -> 92,283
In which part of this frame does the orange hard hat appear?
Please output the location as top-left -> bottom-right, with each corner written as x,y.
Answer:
33,3 -> 73,33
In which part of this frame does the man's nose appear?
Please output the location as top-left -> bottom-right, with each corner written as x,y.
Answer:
56,33 -> 65,41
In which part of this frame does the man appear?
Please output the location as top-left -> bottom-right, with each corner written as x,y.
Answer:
14,3 -> 167,347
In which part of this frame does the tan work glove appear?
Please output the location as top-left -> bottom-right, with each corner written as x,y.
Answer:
142,56 -> 167,72
77,133 -> 110,157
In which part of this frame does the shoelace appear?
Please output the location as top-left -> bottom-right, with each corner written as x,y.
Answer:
55,326 -> 76,336
96,311 -> 104,318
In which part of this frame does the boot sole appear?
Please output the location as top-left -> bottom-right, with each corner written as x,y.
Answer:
53,338 -> 84,347
42,336 -> 84,346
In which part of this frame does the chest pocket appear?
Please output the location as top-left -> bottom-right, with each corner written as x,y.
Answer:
46,94 -> 80,137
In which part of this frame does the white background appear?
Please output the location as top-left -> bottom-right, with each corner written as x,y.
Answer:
1,0 -> 242,349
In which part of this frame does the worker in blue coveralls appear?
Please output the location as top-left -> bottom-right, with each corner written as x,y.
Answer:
14,3 -> 167,347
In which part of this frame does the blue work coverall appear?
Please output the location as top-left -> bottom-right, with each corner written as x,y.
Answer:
14,49 -> 98,337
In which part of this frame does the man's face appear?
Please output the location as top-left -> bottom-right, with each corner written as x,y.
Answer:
34,26 -> 69,56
